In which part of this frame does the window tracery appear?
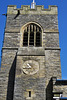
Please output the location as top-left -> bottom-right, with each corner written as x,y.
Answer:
23,23 -> 42,47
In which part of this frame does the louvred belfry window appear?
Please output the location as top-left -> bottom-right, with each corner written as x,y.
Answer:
23,23 -> 42,47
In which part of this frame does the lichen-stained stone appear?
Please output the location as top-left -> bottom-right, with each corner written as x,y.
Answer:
0,49 -> 17,100
0,5 -> 62,100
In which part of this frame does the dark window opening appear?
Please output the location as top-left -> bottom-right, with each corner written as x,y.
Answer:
36,26 -> 37,32
23,32 -> 28,46
39,27 -> 41,32
30,25 -> 31,32
27,27 -> 28,32
33,25 -> 34,32
29,91 -> 31,97
36,32 -> 41,46
29,32 -> 34,46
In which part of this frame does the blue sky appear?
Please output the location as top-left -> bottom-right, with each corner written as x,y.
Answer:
0,0 -> 67,79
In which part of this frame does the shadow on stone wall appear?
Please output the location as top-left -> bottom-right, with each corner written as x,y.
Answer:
46,78 -> 53,100
6,54 -> 17,100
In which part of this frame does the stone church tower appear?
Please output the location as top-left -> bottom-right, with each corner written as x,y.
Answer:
1,1 -> 66,100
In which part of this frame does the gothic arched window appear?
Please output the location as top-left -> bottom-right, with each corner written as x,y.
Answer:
23,23 -> 42,47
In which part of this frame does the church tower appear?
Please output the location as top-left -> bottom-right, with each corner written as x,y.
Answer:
0,1 -> 62,100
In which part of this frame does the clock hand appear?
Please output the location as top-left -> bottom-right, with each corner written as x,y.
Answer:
27,63 -> 31,68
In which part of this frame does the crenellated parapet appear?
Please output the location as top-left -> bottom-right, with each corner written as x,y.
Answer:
7,5 -> 58,15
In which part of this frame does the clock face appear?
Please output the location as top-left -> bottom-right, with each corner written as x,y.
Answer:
22,60 -> 39,75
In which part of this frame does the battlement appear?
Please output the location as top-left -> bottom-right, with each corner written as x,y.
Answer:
7,5 -> 58,15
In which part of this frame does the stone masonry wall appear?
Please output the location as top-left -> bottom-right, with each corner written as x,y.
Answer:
3,33 -> 20,47
44,32 -> 59,47
45,49 -> 61,100
6,15 -> 58,30
0,5 -> 61,100
0,49 -> 17,100
4,14 -> 59,48
14,55 -> 46,100
3,5 -> 59,48
45,50 -> 61,81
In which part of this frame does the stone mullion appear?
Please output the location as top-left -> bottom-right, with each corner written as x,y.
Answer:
31,25 -> 33,32
37,27 -> 39,32
25,27 -> 27,32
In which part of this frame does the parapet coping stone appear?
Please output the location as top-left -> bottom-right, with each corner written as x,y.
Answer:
7,5 -> 58,15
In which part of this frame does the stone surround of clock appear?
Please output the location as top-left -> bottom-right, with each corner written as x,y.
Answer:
22,60 -> 39,75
